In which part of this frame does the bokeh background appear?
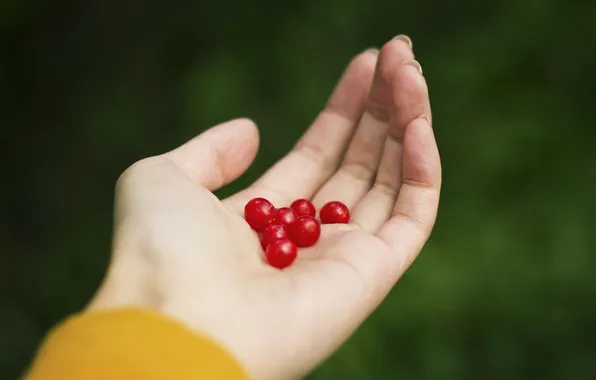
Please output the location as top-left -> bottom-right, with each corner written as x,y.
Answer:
2,0 -> 596,379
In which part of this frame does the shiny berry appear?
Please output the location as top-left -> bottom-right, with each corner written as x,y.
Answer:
244,197 -> 276,231
274,207 -> 298,227
288,215 -> 321,247
265,238 -> 298,269
319,201 -> 350,224
260,224 -> 289,249
290,199 -> 316,217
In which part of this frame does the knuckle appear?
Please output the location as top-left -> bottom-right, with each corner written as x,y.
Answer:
366,97 -> 390,122
393,207 -> 436,237
393,209 -> 427,233
115,157 -> 160,192
341,159 -> 376,184
295,140 -> 333,169
372,182 -> 399,199
402,177 -> 438,191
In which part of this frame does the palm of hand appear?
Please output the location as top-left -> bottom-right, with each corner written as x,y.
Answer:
90,38 -> 440,380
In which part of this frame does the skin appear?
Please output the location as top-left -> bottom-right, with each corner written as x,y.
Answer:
87,36 -> 441,380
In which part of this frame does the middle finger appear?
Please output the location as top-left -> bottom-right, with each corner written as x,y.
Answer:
311,36 -> 414,210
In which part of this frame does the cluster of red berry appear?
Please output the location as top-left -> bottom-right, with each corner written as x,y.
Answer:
244,198 -> 350,269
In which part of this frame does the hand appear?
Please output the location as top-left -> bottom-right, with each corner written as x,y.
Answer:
88,36 -> 441,380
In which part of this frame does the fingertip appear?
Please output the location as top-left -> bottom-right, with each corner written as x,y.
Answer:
226,117 -> 260,154
327,50 -> 377,120
377,37 -> 415,81
392,59 -> 428,99
365,38 -> 415,122
402,116 -> 441,188
388,60 -> 431,141
402,59 -> 423,76
380,37 -> 415,59
166,118 -> 261,190
212,118 -> 260,177
224,117 -> 259,137
345,49 -> 378,86
356,46 -> 380,60
393,34 -> 414,51
418,113 -> 432,126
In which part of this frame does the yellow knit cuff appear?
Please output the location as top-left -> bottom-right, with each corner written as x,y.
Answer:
25,308 -> 248,380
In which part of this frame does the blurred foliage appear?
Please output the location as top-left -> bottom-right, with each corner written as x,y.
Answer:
1,0 -> 596,379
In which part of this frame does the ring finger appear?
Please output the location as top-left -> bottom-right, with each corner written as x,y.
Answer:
351,57 -> 431,233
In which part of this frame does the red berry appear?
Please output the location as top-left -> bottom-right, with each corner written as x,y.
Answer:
290,199 -> 316,217
244,198 -> 276,231
260,224 -> 288,249
288,215 -> 321,247
274,207 -> 298,227
319,201 -> 350,224
265,238 -> 297,269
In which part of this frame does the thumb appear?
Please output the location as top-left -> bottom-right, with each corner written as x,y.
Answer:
165,118 -> 260,191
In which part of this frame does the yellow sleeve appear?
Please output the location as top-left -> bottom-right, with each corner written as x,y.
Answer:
24,308 -> 249,380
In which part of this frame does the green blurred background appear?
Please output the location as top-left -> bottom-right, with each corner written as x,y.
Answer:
2,0 -> 596,379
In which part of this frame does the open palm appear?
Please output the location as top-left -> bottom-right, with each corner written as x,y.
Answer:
89,37 -> 441,380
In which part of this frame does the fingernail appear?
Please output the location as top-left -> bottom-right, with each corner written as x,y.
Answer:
403,59 -> 423,75
363,47 -> 379,54
418,114 -> 432,125
393,34 -> 413,50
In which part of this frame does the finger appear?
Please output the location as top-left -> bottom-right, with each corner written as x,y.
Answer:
351,59 -> 431,232
224,49 -> 378,210
312,37 -> 414,209
164,118 -> 259,191
286,117 -> 440,354
376,116 -> 441,273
